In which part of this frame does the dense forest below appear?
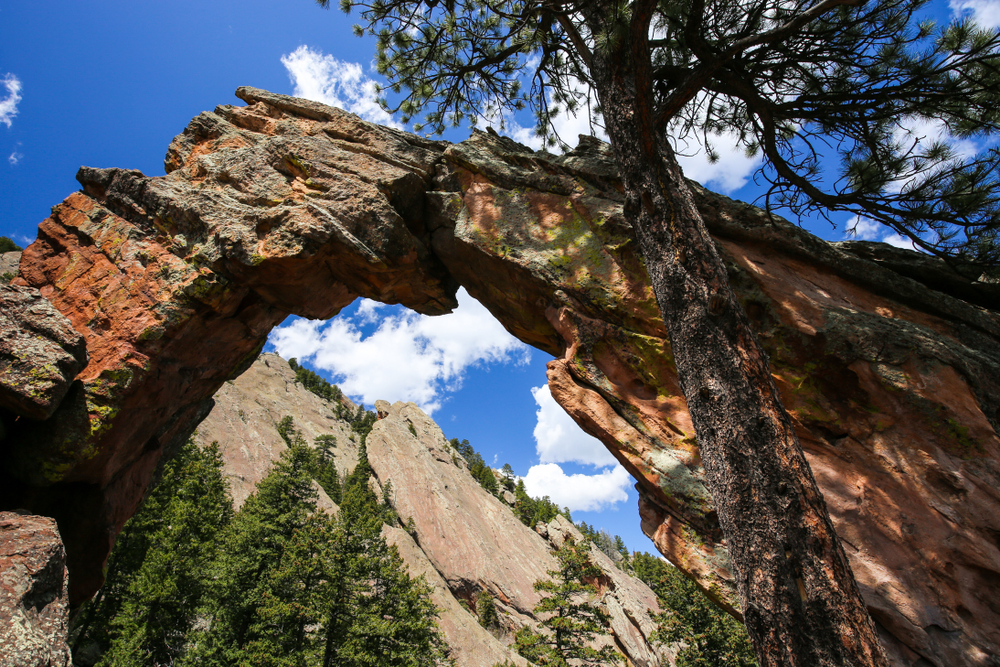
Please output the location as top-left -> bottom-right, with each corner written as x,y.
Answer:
69,365 -> 754,667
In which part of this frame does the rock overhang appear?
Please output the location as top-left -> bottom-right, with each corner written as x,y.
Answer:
0,87 -> 996,667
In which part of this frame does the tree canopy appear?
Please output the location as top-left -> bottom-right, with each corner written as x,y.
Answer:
323,0 -> 1000,267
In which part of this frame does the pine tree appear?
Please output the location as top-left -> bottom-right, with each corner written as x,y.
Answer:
241,512 -> 334,667
632,552 -> 757,667
320,454 -> 451,667
313,434 -> 342,503
72,440 -> 231,667
187,443 -> 319,666
513,479 -> 571,528
515,538 -> 621,667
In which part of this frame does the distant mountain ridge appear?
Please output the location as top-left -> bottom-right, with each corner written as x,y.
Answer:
193,352 -> 674,667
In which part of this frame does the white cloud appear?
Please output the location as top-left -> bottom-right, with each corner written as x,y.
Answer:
950,0 -> 1000,27
280,46 -> 401,128
845,215 -> 882,239
675,134 -> 761,194
499,74 -> 607,152
881,233 -> 918,250
845,216 -> 921,252
531,385 -> 617,467
268,288 -> 530,414
522,462 -> 631,512
8,142 -> 23,165
894,116 -> 979,163
1,74 -> 22,128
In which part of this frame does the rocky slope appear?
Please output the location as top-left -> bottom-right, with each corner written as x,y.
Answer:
193,352 -> 670,667
0,88 -> 996,666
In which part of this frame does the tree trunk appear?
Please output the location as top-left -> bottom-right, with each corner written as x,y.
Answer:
580,7 -> 890,667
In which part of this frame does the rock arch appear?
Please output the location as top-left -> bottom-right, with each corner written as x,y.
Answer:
1,87 -> 998,667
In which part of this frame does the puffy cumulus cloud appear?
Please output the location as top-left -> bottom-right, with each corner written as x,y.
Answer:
950,0 -> 1000,27
894,116 -> 979,164
531,385 -> 617,467
1,74 -> 22,128
280,46 -> 401,128
881,233 -> 919,250
522,463 -> 631,512
497,73 -> 606,151
845,215 -> 882,239
268,288 -> 530,414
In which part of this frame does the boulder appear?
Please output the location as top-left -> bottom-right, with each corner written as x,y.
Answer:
0,251 -> 19,278
0,512 -> 71,667
0,284 -> 86,420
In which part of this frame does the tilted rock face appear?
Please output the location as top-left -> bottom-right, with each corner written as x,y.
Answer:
1,88 -> 997,666
0,512 -> 71,667
197,354 -> 664,666
191,352 -> 361,509
0,283 -> 87,421
367,398 -> 669,667
368,400 -> 554,613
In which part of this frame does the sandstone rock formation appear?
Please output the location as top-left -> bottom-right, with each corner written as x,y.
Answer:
192,352 -> 360,509
0,282 -> 87,421
0,87 -> 997,666
0,512 -> 71,667
195,353 -> 665,667
0,251 -> 20,279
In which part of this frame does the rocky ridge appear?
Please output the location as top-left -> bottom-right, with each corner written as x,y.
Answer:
193,352 -> 669,667
0,88 -> 996,666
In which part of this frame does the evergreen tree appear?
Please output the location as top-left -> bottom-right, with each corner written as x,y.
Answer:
320,454 -> 451,667
475,589 -> 500,632
350,405 -> 378,445
515,538 -> 621,666
72,440 -> 231,667
632,552 -> 756,667
241,513 -> 334,667
0,236 -> 20,253
287,358 -> 344,403
313,434 -> 342,504
499,464 -> 516,493
187,443 -> 319,666
77,418 -> 448,667
513,479 -> 571,528
449,437 -> 500,496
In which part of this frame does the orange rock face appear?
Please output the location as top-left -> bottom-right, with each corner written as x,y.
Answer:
0,88 -> 996,666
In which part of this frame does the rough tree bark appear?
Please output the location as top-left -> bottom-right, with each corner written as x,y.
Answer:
579,3 -> 891,667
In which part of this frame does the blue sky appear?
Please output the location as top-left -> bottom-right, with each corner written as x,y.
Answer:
3,0 -> 996,554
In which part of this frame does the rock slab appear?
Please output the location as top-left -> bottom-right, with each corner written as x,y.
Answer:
0,512 -> 71,667
0,284 -> 87,421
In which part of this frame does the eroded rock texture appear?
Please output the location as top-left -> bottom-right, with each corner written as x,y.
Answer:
0,512 -> 71,667
1,87 -> 997,667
